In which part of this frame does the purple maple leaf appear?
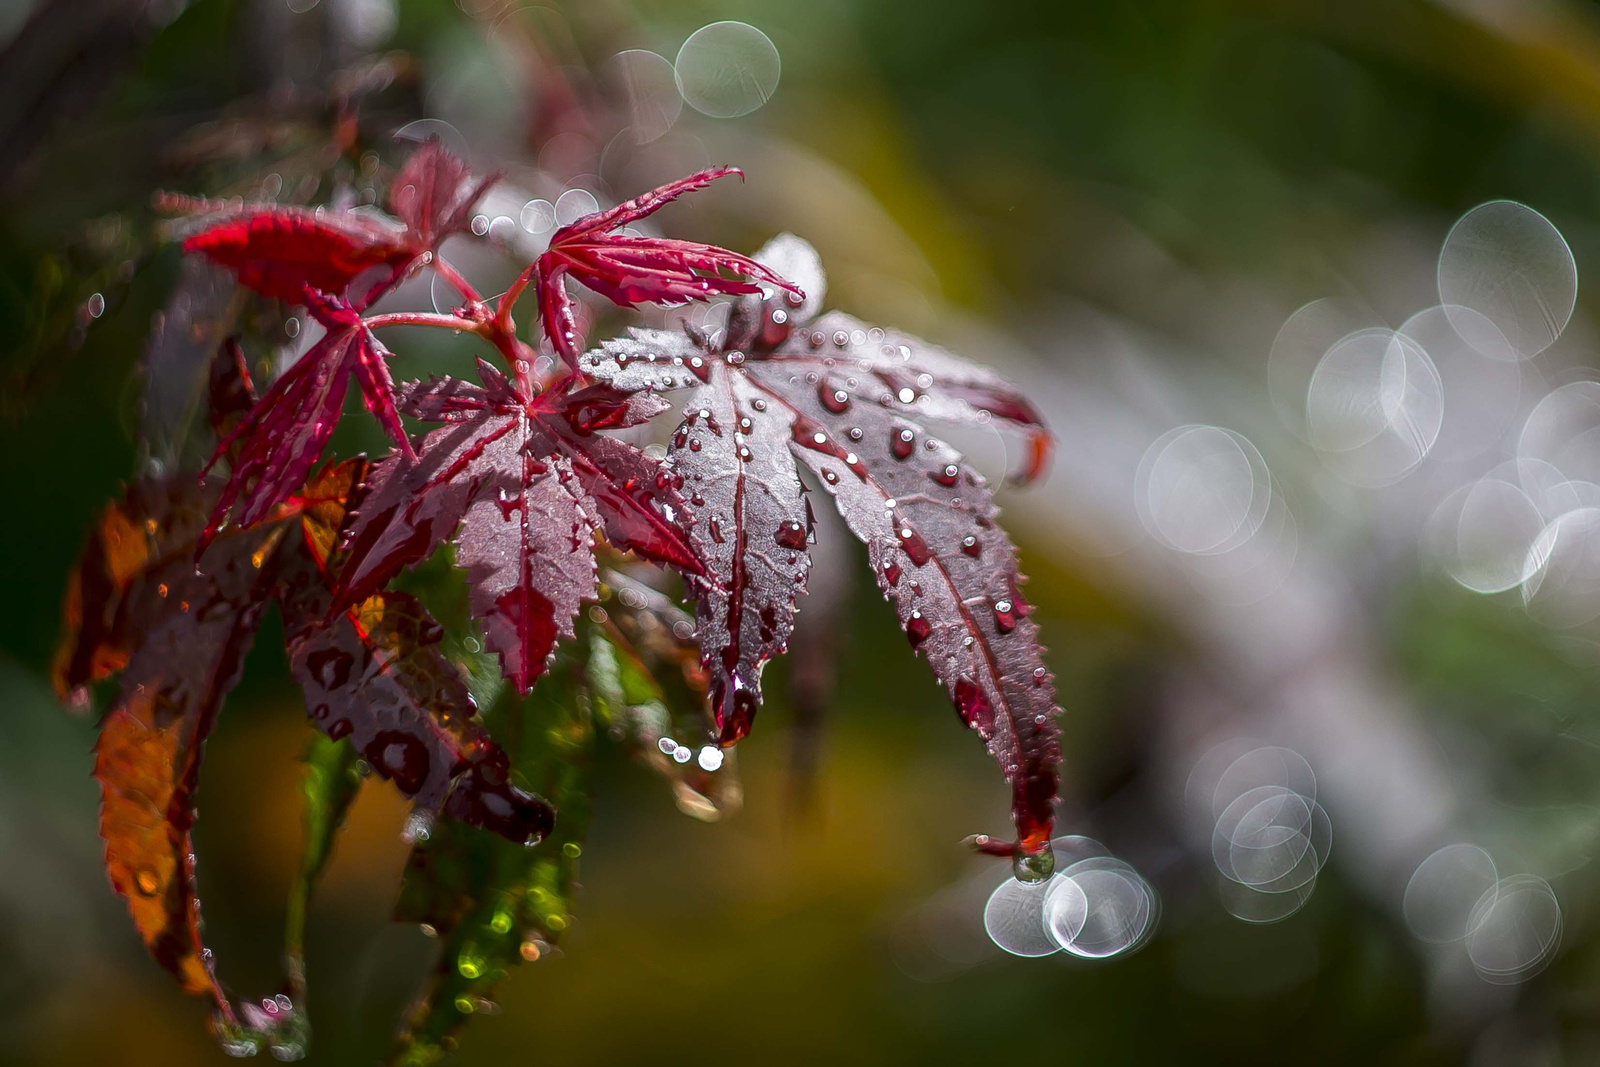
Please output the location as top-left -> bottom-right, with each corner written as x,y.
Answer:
579,234 -> 1059,857
334,363 -> 703,693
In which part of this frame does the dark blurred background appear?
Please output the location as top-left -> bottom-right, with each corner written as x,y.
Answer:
9,0 -> 1600,1063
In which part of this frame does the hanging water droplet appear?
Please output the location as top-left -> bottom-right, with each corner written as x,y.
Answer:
1013,845 -> 1055,883
403,809 -> 435,844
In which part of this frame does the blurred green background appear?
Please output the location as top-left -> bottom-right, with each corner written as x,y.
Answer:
10,0 -> 1600,1063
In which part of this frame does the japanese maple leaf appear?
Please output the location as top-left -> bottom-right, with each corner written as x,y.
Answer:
175,139 -> 494,308
181,203 -> 414,308
333,362 -> 703,694
53,349 -> 557,1022
388,137 -> 498,248
200,289 -> 410,548
533,166 -> 801,364
578,234 -> 1059,859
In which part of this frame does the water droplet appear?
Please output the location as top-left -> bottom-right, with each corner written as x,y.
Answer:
906,610 -> 931,647
993,599 -> 1017,633
135,867 -> 159,895
961,535 -> 981,557
897,522 -> 933,566
820,382 -> 851,413
775,521 -> 807,549
892,427 -> 915,460
403,809 -> 435,844
1013,846 -> 1055,883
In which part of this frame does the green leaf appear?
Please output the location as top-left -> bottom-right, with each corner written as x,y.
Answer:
389,649 -> 594,1067
286,734 -> 365,999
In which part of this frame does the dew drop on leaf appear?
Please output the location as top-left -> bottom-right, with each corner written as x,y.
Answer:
892,428 -> 915,460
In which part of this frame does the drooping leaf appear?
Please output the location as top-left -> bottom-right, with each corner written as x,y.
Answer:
54,443 -> 550,1054
76,475 -> 302,1051
657,351 -> 812,742
334,363 -> 702,694
532,167 -> 800,362
201,290 -> 411,548
280,458 -> 554,843
391,651 -> 594,1067
389,137 -> 498,248
579,235 -> 1061,861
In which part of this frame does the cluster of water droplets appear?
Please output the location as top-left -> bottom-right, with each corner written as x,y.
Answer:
656,734 -> 725,772
1403,843 -> 1562,985
981,836 -> 1158,961
1184,743 -> 1331,924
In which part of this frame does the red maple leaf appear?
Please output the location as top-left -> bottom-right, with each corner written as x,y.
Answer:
182,206 -> 414,308
334,362 -> 704,694
200,290 -> 411,549
388,137 -> 499,248
174,139 -> 496,310
579,234 -> 1058,859
531,167 -> 801,363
